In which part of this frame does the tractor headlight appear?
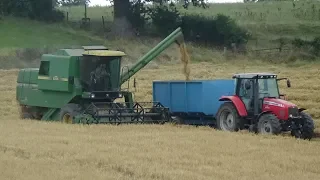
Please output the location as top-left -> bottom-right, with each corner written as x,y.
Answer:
289,114 -> 293,118
91,93 -> 95,98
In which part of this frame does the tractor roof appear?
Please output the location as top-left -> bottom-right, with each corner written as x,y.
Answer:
52,46 -> 126,57
232,73 -> 277,79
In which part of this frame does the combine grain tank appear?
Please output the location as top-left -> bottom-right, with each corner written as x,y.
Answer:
152,80 -> 235,125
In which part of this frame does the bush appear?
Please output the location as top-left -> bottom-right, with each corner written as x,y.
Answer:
181,14 -> 250,47
292,37 -> 320,57
149,4 -> 182,35
148,4 -> 250,48
0,0 -> 65,22
127,1 -> 150,33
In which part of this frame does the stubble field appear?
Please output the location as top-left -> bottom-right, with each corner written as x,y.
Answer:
1,60 -> 320,180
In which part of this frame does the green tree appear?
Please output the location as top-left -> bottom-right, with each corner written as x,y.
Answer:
107,0 -> 208,37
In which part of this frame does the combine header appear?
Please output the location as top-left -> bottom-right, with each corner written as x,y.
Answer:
16,27 -> 184,124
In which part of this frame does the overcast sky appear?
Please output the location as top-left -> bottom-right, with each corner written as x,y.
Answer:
89,0 -> 244,6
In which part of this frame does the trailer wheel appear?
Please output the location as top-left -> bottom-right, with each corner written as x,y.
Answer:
257,113 -> 281,135
59,103 -> 82,124
216,102 -> 240,132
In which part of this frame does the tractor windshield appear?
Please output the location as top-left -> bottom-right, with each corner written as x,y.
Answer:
258,78 -> 279,98
80,55 -> 121,92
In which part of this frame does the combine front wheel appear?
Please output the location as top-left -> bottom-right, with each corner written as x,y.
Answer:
59,103 -> 82,124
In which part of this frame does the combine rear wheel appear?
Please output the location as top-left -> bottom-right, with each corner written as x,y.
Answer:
19,105 -> 33,119
59,103 -> 82,124
257,113 -> 281,135
216,102 -> 240,132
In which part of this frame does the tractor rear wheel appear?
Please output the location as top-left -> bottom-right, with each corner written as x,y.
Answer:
257,113 -> 281,135
216,102 -> 240,132
291,111 -> 315,140
59,103 -> 82,124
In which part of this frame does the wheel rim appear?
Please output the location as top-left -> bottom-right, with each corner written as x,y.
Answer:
219,110 -> 235,131
62,113 -> 73,124
260,121 -> 272,134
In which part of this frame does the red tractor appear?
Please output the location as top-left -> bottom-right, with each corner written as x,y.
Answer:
215,73 -> 315,140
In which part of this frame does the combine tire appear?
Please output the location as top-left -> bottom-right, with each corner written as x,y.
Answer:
257,113 -> 281,135
59,103 -> 82,124
216,102 -> 240,132
292,112 -> 315,140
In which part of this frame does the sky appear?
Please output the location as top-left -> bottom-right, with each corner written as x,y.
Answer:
89,0 -> 244,6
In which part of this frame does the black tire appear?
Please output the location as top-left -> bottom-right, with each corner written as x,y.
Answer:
257,113 -> 282,135
59,103 -> 82,124
216,102 -> 241,132
171,116 -> 184,125
299,112 -> 315,140
19,105 -> 34,119
22,112 -> 33,119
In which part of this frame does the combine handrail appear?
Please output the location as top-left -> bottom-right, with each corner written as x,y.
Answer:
120,27 -> 184,85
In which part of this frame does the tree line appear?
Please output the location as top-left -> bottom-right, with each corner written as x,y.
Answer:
0,0 -> 250,48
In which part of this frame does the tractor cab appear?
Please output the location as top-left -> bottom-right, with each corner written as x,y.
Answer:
232,73 -> 291,117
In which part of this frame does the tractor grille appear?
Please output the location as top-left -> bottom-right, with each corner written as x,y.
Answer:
288,106 -> 299,117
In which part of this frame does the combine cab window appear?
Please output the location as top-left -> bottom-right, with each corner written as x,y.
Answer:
39,61 -> 50,76
80,55 -> 119,92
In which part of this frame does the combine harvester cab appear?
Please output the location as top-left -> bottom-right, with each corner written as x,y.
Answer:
153,73 -> 315,140
16,27 -> 185,125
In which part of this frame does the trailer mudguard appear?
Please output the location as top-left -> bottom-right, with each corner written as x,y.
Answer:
219,96 -> 248,116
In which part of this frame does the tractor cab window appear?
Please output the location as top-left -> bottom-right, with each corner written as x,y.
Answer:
80,55 -> 118,92
258,78 -> 279,98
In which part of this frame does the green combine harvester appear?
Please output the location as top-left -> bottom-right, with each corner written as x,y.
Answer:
16,27 -> 184,124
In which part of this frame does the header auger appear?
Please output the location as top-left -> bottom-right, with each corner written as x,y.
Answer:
16,27 -> 184,124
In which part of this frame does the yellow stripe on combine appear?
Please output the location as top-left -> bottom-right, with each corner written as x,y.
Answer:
38,76 -> 50,80
38,76 -> 68,81
82,50 -> 126,57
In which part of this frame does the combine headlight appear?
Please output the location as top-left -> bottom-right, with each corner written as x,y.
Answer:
91,93 -> 95,98
119,93 -> 123,98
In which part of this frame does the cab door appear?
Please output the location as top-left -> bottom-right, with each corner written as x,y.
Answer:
238,79 -> 254,115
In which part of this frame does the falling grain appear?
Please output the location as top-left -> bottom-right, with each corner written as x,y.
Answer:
179,43 -> 191,81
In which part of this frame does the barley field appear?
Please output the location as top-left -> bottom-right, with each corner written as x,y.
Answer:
2,1 -> 320,179
1,59 -> 320,180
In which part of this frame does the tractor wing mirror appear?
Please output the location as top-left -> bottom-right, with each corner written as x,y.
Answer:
286,79 -> 291,88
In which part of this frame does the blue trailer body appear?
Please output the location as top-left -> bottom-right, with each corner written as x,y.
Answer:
152,80 -> 235,125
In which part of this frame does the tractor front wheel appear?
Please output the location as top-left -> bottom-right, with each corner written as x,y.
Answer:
257,113 -> 281,135
59,103 -> 82,124
291,112 -> 315,140
216,102 -> 240,132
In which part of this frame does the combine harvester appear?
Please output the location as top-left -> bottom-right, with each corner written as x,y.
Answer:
153,74 -> 315,140
16,27 -> 186,124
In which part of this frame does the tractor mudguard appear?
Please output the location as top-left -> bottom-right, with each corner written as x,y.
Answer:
219,96 -> 247,116
256,110 -> 273,121
299,108 -> 306,112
